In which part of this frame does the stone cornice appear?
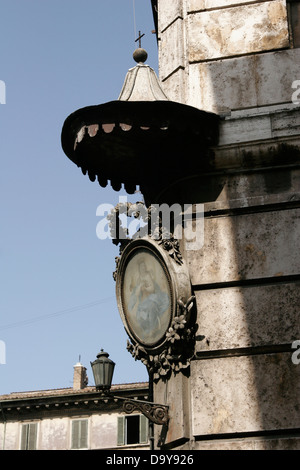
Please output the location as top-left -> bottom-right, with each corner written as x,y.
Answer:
0,383 -> 149,421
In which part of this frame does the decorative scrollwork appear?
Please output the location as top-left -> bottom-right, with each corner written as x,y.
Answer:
157,237 -> 182,266
111,202 -> 197,382
126,296 -> 198,382
108,201 -> 183,281
166,296 -> 195,343
123,399 -> 169,425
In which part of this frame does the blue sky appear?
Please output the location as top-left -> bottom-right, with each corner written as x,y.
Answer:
0,0 -> 158,395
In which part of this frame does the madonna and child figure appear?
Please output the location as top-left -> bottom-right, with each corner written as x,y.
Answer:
123,251 -> 171,345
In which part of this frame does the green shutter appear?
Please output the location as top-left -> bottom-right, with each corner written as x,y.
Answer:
79,419 -> 88,449
28,423 -> 37,450
71,420 -> 79,449
139,415 -> 148,444
21,423 -> 37,450
20,424 -> 28,450
72,419 -> 88,449
117,416 -> 125,446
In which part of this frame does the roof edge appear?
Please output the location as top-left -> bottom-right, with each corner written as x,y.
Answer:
151,0 -> 158,40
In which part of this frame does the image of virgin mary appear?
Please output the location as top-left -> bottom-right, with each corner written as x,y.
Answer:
128,259 -> 170,343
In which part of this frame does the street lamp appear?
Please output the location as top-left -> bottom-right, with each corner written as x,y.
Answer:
90,349 -> 169,427
90,350 -> 115,391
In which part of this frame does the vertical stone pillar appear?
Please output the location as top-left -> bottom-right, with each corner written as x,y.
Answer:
153,0 -> 300,450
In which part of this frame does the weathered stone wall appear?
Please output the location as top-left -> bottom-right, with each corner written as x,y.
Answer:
154,160 -> 300,450
158,0 -> 299,113
191,352 -> 300,444
187,165 -> 300,449
154,0 -> 300,450
0,412 -> 149,450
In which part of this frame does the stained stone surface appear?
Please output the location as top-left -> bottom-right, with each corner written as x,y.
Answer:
191,353 -> 300,435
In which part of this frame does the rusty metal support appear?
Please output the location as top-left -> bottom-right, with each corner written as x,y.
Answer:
122,398 -> 169,426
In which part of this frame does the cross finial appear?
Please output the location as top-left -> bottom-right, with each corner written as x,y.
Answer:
135,30 -> 145,48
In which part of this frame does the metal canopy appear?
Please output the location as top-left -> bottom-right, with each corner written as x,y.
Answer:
61,99 -> 219,195
61,50 -> 219,201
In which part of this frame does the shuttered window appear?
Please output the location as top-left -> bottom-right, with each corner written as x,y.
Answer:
20,423 -> 38,450
139,414 -> 148,444
71,419 -> 88,449
117,416 -> 125,446
117,415 -> 148,446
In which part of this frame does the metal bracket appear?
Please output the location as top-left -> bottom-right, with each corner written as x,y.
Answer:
123,398 -> 169,426
102,392 -> 169,426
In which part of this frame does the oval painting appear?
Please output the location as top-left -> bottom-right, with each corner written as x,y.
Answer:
121,247 -> 172,346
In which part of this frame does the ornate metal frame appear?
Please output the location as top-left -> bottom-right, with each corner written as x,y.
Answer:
110,202 -> 198,382
116,240 -> 175,348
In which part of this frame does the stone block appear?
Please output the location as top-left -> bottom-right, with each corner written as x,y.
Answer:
191,353 -> 300,436
158,0 -> 183,33
186,208 -> 300,285
188,1 -> 289,62
195,282 -> 300,352
187,49 -> 300,113
255,51 -> 300,108
203,169 -> 300,210
217,106 -> 300,146
159,18 -> 185,80
188,55 -> 257,112
271,108 -> 300,138
219,114 -> 272,145
194,436 -> 300,450
160,67 -> 186,103
188,0 -> 265,11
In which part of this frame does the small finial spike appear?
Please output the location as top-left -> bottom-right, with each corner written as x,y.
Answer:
133,30 -> 147,63
135,30 -> 145,49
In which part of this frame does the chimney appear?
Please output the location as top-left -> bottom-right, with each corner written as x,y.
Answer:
73,362 -> 88,390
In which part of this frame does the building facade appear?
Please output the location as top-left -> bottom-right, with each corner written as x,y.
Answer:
59,0 -> 300,451
0,363 -> 149,450
150,0 -> 300,450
